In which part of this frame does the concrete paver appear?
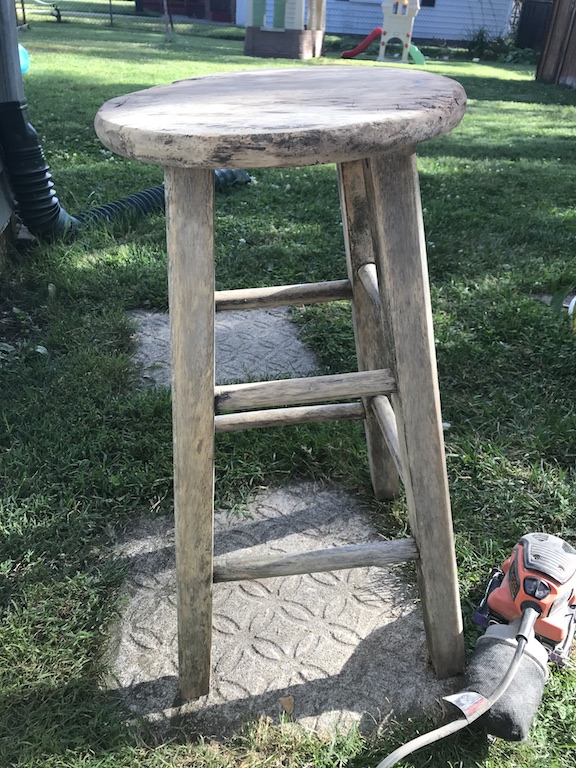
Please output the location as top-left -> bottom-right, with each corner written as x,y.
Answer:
129,307 -> 318,387
110,309 -> 458,736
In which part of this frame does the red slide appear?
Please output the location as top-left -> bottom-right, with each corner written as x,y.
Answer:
341,27 -> 383,59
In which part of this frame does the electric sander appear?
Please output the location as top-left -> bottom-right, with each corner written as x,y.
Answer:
377,532 -> 576,768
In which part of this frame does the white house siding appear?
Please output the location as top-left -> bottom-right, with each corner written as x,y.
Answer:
412,0 -> 515,40
236,0 -> 514,42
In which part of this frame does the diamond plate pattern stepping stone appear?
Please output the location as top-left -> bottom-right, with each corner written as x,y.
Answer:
117,307 -> 457,734
129,307 -> 318,387
107,482 -> 454,736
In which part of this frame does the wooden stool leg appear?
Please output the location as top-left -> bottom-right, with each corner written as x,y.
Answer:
337,160 -> 399,501
363,151 -> 465,678
165,167 -> 215,698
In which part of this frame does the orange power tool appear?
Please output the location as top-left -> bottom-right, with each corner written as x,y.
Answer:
474,532 -> 576,663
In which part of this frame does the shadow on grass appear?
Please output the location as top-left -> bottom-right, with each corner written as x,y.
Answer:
0,658 -> 486,768
0,680 -> 133,765
442,73 -> 576,107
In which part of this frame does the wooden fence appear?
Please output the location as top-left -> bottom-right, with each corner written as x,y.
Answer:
517,0 -> 553,51
537,0 -> 576,88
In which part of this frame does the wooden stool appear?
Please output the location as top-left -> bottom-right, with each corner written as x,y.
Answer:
95,66 -> 467,700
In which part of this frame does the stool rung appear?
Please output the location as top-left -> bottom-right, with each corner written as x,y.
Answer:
215,279 -> 352,311
215,368 -> 396,413
370,395 -> 404,480
215,401 -> 365,433
213,538 -> 419,582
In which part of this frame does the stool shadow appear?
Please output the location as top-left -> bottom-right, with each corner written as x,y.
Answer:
121,492 -> 375,574
119,616 -> 460,740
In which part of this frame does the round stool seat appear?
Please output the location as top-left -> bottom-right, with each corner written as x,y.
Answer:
95,66 -> 466,169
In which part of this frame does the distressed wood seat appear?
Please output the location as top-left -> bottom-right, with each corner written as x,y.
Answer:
95,65 -> 467,700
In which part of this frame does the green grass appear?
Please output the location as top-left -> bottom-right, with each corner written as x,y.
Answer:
2,16 -> 576,768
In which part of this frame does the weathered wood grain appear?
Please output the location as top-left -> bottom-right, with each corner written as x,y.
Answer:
338,160 -> 399,500
370,395 -> 404,480
215,368 -> 396,413
94,67 -> 466,170
214,401 -> 365,432
357,263 -> 381,310
215,279 -> 352,311
363,150 -> 465,678
166,167 -> 215,699
97,66 -> 468,697
213,538 -> 419,582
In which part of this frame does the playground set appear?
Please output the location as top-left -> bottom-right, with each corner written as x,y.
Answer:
342,0 -> 425,64
243,0 -> 425,63
244,0 -> 326,59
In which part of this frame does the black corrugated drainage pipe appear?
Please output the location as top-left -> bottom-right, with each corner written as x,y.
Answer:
1,3 -> 250,239
75,170 -> 251,228
0,101 -> 80,238
0,100 -> 250,238
0,0 -> 78,238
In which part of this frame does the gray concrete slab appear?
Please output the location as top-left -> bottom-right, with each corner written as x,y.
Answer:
112,309 -> 459,737
129,307 -> 319,387
108,482 -> 454,737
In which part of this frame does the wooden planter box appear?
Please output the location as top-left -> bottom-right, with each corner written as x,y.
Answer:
244,27 -> 324,59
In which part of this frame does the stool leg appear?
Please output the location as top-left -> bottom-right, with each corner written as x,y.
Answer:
165,167 -> 215,698
363,150 -> 465,678
337,160 -> 399,501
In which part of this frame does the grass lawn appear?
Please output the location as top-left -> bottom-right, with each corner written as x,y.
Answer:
2,15 -> 576,768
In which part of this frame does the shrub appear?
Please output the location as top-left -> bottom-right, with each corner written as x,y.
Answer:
467,26 -> 537,63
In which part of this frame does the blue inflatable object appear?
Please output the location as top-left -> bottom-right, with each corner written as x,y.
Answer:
19,44 -> 30,74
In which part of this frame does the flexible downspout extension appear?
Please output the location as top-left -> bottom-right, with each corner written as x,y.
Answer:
0,95 -> 249,236
0,101 -> 80,237
76,170 -> 251,227
1,3 -> 250,238
0,0 -> 79,238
